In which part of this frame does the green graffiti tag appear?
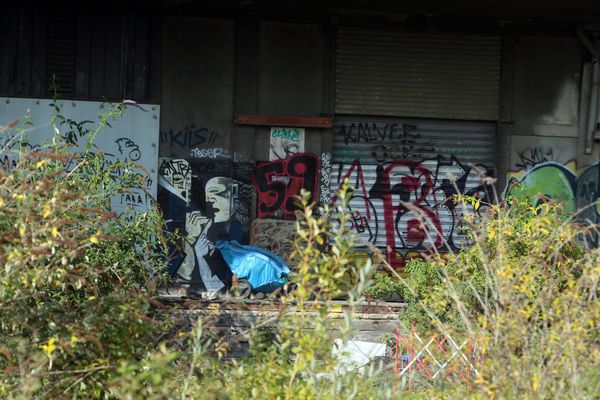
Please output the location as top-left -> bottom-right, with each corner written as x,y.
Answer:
504,161 -> 600,246
504,162 -> 577,213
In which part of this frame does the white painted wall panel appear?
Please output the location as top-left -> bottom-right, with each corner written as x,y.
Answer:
0,97 -> 159,216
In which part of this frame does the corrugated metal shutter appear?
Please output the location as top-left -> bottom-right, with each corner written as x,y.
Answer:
336,28 -> 501,120
330,116 -> 496,267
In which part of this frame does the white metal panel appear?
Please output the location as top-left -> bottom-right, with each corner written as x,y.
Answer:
0,97 -> 160,216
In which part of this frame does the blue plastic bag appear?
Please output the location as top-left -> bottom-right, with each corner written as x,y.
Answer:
216,240 -> 291,293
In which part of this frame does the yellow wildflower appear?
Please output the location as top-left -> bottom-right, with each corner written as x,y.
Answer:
36,159 -> 48,169
41,337 -> 57,357
43,204 -> 52,218
532,375 -> 540,391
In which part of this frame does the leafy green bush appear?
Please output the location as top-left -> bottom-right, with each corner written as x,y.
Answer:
0,151 -> 387,399
382,193 -> 600,398
398,255 -> 488,332
364,272 -> 404,301
0,107 -> 173,398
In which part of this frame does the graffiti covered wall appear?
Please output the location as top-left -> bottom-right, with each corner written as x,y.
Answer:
0,98 -> 159,218
158,131 -> 319,289
505,160 -> 600,246
330,156 -> 494,268
253,152 -> 319,220
250,218 -> 296,264
269,127 -> 305,161
329,117 -> 497,268
159,118 -> 599,285
505,134 -> 600,246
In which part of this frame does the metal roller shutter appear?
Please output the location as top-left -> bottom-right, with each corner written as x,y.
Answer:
329,116 -> 496,267
336,28 -> 501,120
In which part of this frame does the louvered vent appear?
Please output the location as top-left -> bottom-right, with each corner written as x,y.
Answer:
47,12 -> 77,94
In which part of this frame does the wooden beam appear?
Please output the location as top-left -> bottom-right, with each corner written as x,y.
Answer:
234,114 -> 332,128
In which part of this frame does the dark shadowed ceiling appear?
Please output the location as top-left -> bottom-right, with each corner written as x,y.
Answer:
16,0 -> 600,32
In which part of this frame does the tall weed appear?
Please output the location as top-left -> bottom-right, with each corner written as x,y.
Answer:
0,105 -> 172,398
382,188 -> 599,399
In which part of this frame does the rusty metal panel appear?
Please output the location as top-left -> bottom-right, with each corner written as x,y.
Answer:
133,17 -> 150,100
335,28 -> 501,121
104,15 -> 122,99
234,114 -> 333,128
330,116 -> 496,267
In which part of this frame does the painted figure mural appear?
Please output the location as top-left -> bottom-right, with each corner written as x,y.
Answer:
176,177 -> 234,291
158,157 -> 252,292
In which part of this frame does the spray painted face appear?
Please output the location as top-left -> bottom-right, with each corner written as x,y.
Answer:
205,176 -> 232,223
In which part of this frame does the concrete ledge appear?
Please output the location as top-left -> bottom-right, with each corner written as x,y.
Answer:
160,298 -> 405,357
159,297 -> 406,314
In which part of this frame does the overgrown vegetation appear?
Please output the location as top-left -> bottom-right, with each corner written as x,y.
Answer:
169,186 -> 382,399
364,272 -> 404,301
0,105 -> 173,398
0,106 -> 598,399
0,105 -> 382,398
385,192 -> 600,398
